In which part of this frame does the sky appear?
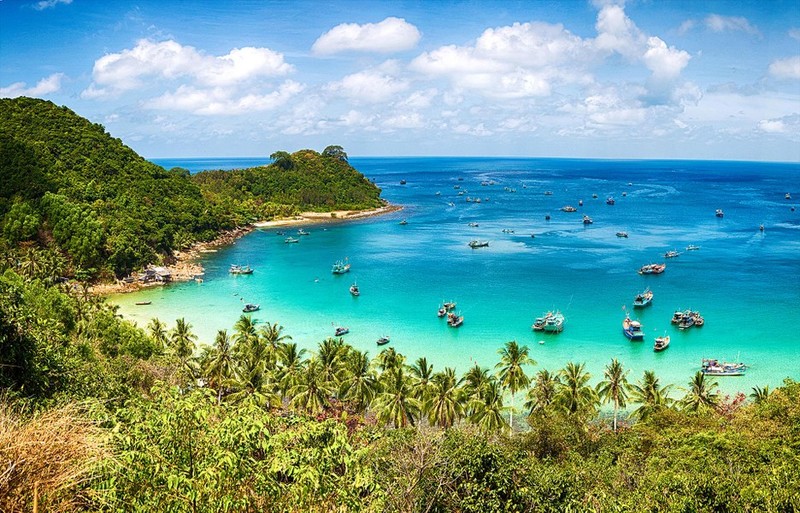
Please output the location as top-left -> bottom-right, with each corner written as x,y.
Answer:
1,0 -> 799,161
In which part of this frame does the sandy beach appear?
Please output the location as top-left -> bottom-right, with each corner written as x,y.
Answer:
93,204 -> 401,295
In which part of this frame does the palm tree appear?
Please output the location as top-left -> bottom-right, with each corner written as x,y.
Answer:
495,340 -> 535,429
597,358 -> 630,432
147,318 -> 169,354
289,360 -> 335,414
316,337 -> 348,390
425,367 -> 465,429
629,370 -> 673,420
524,369 -> 561,414
463,364 -> 491,413
373,367 -> 421,428
340,350 -> 379,414
258,322 -> 291,368
555,362 -> 598,416
681,371 -> 719,412
232,314 -> 258,347
410,357 -> 435,404
204,329 -> 234,404
468,379 -> 508,434
750,385 -> 771,404
169,318 -> 197,360
276,342 -> 307,399
376,347 -> 405,373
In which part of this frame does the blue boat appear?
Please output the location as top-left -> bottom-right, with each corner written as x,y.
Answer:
623,314 -> 644,340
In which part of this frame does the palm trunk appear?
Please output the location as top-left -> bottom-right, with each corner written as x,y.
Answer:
613,400 -> 618,432
509,391 -> 514,431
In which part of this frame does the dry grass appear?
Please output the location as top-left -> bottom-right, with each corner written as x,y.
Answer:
0,401 -> 109,512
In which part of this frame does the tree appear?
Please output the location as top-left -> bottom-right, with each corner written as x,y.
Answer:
495,340 -> 535,430
374,367 -> 421,428
340,350 -> 379,414
147,318 -> 168,355
289,360 -> 335,415
203,329 -> 234,404
750,384 -> 771,404
168,318 -> 197,361
597,358 -> 629,432
269,151 -> 294,170
629,370 -> 673,420
468,379 -> 507,434
524,369 -> 560,415
681,371 -> 719,412
276,342 -> 306,399
322,145 -> 348,162
410,357 -> 435,403
555,362 -> 598,416
425,367 -> 465,429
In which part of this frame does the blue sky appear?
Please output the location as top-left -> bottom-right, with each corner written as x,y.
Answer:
1,0 -> 799,161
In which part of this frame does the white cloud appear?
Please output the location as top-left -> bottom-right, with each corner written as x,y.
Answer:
312,17 -> 420,55
33,0 -> 71,11
643,37 -> 691,79
677,19 -> 696,35
758,119 -> 785,133
144,80 -> 304,115
593,4 -> 644,59
325,65 -> 409,103
82,39 -> 293,98
705,14 -> 759,35
383,112 -> 425,129
769,56 -> 800,80
0,73 -> 64,98
790,28 -> 800,41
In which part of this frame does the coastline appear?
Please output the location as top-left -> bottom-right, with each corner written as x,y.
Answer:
93,204 -> 402,296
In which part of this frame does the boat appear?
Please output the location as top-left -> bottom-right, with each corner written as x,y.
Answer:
622,314 -> 644,340
715,209 -> 724,217
759,224 -> 764,232
453,185 -> 460,190
578,200 -> 583,206
633,288 -> 653,308
664,250 -> 680,258
616,231 -> 628,238
686,244 -> 700,251
786,193 -> 792,200
400,179 -> 407,185
437,305 -> 447,317
297,229 -> 310,236
592,193 -> 598,198
468,222 -> 479,227
435,191 -> 441,195
501,228 -> 514,233
545,214 -> 551,220
544,191 -> 553,196
606,198 -> 615,205
582,215 -> 593,225
276,231 -> 285,235
693,314 -> 705,327
701,359 -> 747,376
532,311 -> 565,333
135,301 -> 152,306
377,336 -> 391,346
638,263 -> 666,275
331,259 -> 351,274
284,236 -> 299,243
242,303 -> 260,313
349,283 -> 360,296
561,205 -> 577,212
447,312 -> 464,327
229,264 -> 254,275
443,301 -> 457,311
399,219 -> 408,225
468,240 -> 489,248
653,335 -> 670,352
334,326 -> 349,337
622,192 -> 627,197
448,202 -> 455,207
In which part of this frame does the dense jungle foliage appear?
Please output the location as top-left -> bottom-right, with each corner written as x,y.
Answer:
0,97 -> 382,279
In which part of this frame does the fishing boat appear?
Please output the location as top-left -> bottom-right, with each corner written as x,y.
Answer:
501,228 -> 514,233
606,197 -> 615,205
616,231 -> 628,238
715,209 -> 724,217
622,314 -> 644,340
543,311 -> 565,332
701,359 -> 747,376
242,303 -> 260,313
633,288 -> 653,308
592,193 -> 598,198
638,263 -> 666,275
284,236 -> 299,243
437,305 -> 447,317
447,312 -> 464,328
229,264 -> 253,275
399,219 -> 408,225
544,191 -> 553,196
331,259 -> 351,274
443,301 -> 456,311
785,193 -> 791,200
561,205 -> 577,212
582,215 -> 593,225
377,336 -> 391,346
349,283 -> 360,296
545,215 -> 551,220
468,222 -> 479,227
468,240 -> 489,248
334,326 -> 349,337
135,301 -> 152,306
578,200 -> 583,206
653,335 -> 670,352
622,192 -> 627,197
686,244 -> 700,251
400,179 -> 407,185
297,228 -> 310,235
664,250 -> 680,258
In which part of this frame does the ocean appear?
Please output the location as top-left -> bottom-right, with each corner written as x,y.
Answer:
113,157 -> 800,396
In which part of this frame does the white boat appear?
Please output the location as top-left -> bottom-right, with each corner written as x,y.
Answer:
349,283 -> 360,296
468,240 -> 489,248
331,259 -> 351,274
715,209 -> 724,217
335,326 -> 349,337
653,335 -> 670,352
622,314 -> 644,341
582,215 -> 593,225
532,311 -> 565,333
561,205 -> 577,212
298,228 -> 310,235
229,264 -> 253,275
664,250 -> 680,258
242,303 -> 260,313
284,237 -> 299,243
377,336 -> 391,346
686,244 -> 700,251
616,231 -> 628,238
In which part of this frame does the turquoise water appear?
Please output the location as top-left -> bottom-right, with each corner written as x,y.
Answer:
116,157 -> 800,395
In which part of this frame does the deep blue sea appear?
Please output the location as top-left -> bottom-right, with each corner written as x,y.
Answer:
115,157 -> 800,396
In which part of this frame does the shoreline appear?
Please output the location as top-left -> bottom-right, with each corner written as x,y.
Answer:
93,204 -> 401,296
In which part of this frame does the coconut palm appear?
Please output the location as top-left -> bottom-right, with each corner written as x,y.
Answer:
168,318 -> 197,360
597,358 -> 630,432
524,369 -> 561,414
276,342 -> 307,399
496,340 -> 535,429
232,314 -> 258,348
147,318 -> 169,354
425,367 -> 465,429
258,322 -> 292,368
681,371 -> 719,412
316,337 -> 348,390
468,379 -> 508,434
288,360 -> 335,414
750,385 -> 771,404
376,347 -> 406,373
629,370 -> 673,420
463,364 -> 492,413
555,362 -> 598,416
340,350 -> 379,414
410,357 -> 435,403
204,329 -> 234,404
373,367 -> 421,428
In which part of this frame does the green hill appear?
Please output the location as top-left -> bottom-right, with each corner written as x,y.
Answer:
0,98 -> 382,278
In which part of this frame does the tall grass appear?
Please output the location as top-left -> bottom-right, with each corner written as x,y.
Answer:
0,401 -> 108,512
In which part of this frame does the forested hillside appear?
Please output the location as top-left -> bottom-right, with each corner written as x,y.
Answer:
0,97 -> 382,279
